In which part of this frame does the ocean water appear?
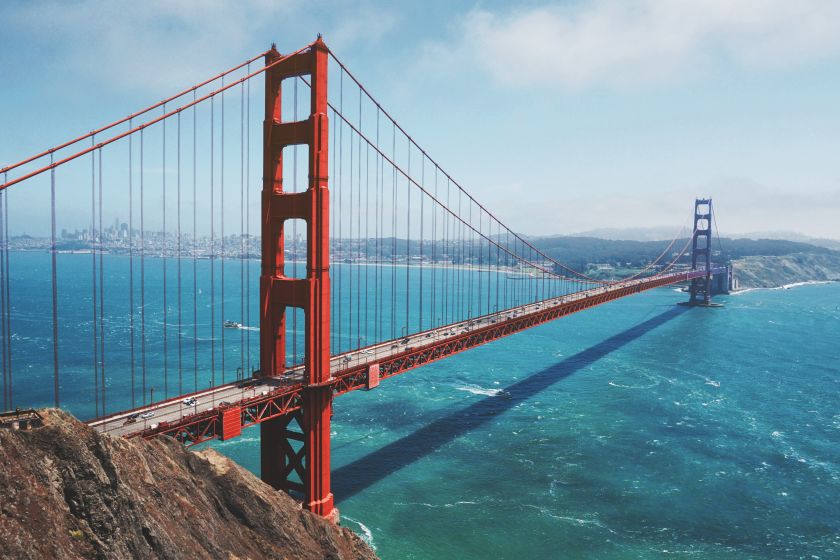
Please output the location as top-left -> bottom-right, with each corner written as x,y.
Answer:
4,253 -> 839,558
226,284 -> 839,559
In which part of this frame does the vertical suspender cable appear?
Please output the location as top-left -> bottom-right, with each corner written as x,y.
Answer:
476,206 -> 481,317
405,140 -> 410,335
391,122 -> 396,340
494,218 -> 498,307
128,120 -> 136,408
504,229 -> 509,309
140,128 -> 146,404
339,71 -> 344,353
456,189 -> 467,320
210,96 -> 216,388
192,93 -> 198,391
348,86 -> 354,353
364,134 -> 370,346
245,66 -> 252,374
374,108 -> 380,343
220,80 -> 226,384
240,79 -> 245,375
91,138 -> 99,416
356,89 -> 362,349
177,112 -> 183,395
3,185 -> 10,409
50,154 -> 59,407
0,183 -> 7,410
162,108 -> 168,398
98,148 -> 105,415
430,165 -> 440,328
331,108 -> 337,351
419,155 -> 424,332
445,178 -> 450,325
487,212 -> 491,313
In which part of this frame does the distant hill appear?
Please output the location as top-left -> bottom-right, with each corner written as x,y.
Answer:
564,227 -> 840,251
732,253 -> 840,288
528,235 -> 836,273
728,231 -> 840,251
565,227 -> 687,242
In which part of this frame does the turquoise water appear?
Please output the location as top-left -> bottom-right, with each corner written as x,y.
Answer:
4,252 -> 839,558
222,283 -> 838,559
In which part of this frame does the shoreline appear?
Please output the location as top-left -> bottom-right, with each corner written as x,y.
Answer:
730,279 -> 838,295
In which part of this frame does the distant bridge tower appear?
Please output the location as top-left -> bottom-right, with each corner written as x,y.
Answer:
688,198 -> 714,306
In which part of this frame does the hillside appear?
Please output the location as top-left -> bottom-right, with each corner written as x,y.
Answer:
0,409 -> 377,560
529,235 -> 835,272
731,253 -> 840,288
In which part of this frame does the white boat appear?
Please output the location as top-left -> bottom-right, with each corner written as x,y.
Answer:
224,320 -> 242,329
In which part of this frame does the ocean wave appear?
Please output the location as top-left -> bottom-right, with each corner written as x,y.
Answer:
343,516 -> 375,550
456,384 -> 507,397
608,380 -> 658,389
780,281 -> 835,290
522,504 -> 615,533
732,280 -> 835,295
212,436 -> 259,448
395,500 -> 478,510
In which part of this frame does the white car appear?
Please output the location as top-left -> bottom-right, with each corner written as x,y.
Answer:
182,397 -> 198,407
140,411 -> 155,419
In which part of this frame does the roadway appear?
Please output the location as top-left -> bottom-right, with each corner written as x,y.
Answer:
88,271 -> 702,439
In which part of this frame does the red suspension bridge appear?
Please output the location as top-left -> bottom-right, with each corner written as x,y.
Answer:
0,38 -> 728,522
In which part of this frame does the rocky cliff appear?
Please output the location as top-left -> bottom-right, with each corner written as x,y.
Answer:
0,409 -> 377,560
732,252 -> 840,288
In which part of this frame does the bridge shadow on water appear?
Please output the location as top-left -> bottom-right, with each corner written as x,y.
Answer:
333,304 -> 688,500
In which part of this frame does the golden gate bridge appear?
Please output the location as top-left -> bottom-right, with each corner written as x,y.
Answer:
0,37 -> 728,522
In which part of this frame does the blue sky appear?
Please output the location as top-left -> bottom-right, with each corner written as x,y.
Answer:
2,0 -> 839,239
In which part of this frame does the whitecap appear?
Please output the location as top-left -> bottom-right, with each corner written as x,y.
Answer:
343,515 -> 375,550
608,380 -> 658,389
522,504 -> 615,533
213,436 -> 259,448
456,384 -> 506,397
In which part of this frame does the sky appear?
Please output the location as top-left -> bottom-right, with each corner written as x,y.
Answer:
1,0 -> 839,240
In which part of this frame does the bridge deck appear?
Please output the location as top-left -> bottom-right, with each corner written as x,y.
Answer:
88,269 -> 719,445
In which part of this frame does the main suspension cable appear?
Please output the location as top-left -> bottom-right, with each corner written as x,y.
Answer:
0,51 -> 271,178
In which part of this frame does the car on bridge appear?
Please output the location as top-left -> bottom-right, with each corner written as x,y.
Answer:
182,397 -> 198,407
140,411 -> 155,419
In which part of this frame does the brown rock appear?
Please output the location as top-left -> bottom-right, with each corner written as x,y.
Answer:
0,409 -> 377,560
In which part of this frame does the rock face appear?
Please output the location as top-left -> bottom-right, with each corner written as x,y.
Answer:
0,409 -> 377,560
732,252 -> 840,288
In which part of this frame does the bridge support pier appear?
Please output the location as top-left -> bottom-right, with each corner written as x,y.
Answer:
259,38 -> 336,521
261,411 -> 306,496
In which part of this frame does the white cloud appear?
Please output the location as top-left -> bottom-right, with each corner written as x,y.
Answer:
3,0 -> 397,95
5,0 -> 300,93
442,0 -> 840,89
491,179 -> 840,239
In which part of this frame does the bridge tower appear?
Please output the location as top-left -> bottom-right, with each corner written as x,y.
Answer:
688,198 -> 714,306
259,38 -> 336,521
